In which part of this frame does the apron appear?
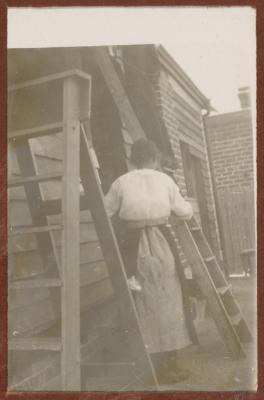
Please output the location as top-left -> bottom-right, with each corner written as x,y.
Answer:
118,218 -> 198,354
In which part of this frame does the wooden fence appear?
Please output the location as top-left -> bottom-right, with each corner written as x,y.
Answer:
217,186 -> 256,276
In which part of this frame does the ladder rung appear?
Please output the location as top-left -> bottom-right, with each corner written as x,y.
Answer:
81,362 -> 136,367
204,256 -> 215,263
9,224 -> 62,236
8,172 -> 63,188
9,121 -> 63,140
191,226 -> 201,232
217,284 -> 232,295
10,278 -> 62,289
42,195 -> 90,216
9,337 -> 62,351
230,313 -> 242,326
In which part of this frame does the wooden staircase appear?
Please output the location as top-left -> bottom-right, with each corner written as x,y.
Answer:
8,68 -> 158,391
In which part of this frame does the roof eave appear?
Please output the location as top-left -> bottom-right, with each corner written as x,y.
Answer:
156,45 -> 212,111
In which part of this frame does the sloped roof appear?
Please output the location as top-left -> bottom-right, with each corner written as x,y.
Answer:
156,45 -> 212,111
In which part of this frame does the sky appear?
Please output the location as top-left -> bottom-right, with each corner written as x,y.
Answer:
8,7 -> 256,114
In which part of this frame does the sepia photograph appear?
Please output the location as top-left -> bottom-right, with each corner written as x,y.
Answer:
6,6 -> 256,393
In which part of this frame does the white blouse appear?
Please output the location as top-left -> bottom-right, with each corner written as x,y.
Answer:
105,169 -> 193,221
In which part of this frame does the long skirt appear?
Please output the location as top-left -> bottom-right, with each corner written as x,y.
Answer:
120,225 -> 192,354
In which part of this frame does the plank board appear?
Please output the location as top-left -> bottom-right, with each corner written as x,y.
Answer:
93,47 -> 146,142
218,188 -> 255,275
10,250 -> 45,280
9,298 -> 57,336
80,126 -> 158,389
60,76 -> 81,390
9,287 -> 51,311
9,338 -> 61,352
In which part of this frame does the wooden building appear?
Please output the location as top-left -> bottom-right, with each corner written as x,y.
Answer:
8,45 -> 223,390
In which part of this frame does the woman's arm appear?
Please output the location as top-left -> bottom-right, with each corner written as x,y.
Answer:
169,180 -> 193,220
104,179 -> 122,217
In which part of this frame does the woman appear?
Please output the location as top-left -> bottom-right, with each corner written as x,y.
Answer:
105,139 -> 193,384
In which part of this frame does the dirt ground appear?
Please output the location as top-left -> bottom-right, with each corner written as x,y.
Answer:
160,276 -> 257,392
84,276 -> 257,392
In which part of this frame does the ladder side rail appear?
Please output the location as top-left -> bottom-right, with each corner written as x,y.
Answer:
187,219 -> 252,342
187,217 -> 228,288
93,47 -> 146,141
80,125 -> 158,388
173,218 -> 244,358
60,77 -> 81,390
9,139 -> 61,276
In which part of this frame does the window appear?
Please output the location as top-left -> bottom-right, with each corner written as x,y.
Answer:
180,141 -> 211,243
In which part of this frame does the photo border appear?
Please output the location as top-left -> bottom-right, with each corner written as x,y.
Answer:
0,1 -> 262,399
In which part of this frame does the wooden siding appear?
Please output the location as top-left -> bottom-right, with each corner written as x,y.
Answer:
8,81 -> 117,390
217,187 -> 255,275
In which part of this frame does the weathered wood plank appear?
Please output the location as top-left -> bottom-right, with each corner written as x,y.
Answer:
8,287 -> 51,311
9,222 -> 97,253
9,141 -> 60,272
9,224 -> 62,236
93,47 -> 146,141
35,156 -> 62,175
9,298 -> 56,335
8,171 -> 62,188
8,68 -> 91,92
9,122 -> 63,140
8,352 -> 60,391
61,242 -> 103,267
61,76 -> 81,390
218,188 -> 255,275
10,278 -> 62,290
80,125 -> 158,388
30,134 -> 63,160
8,232 -> 38,253
10,250 -> 44,280
80,278 -> 114,312
9,337 -> 61,352
80,261 -> 108,287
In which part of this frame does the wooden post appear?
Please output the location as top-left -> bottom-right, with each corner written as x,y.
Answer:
61,77 -> 81,390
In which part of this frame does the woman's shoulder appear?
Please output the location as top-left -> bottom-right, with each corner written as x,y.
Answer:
111,170 -> 136,187
113,169 -> 176,185
152,170 -> 176,185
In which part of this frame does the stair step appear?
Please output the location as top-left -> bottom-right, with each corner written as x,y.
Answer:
81,362 -> 136,367
191,226 -> 201,232
9,224 -> 62,236
9,121 -> 63,140
9,337 -> 62,351
204,256 -> 215,263
8,172 -> 63,187
10,278 -> 62,289
230,313 -> 242,326
217,284 -> 232,295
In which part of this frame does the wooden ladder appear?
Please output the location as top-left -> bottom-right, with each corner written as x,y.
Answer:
169,216 -> 252,358
79,121 -> 158,390
93,46 -> 146,145
8,70 -> 158,391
